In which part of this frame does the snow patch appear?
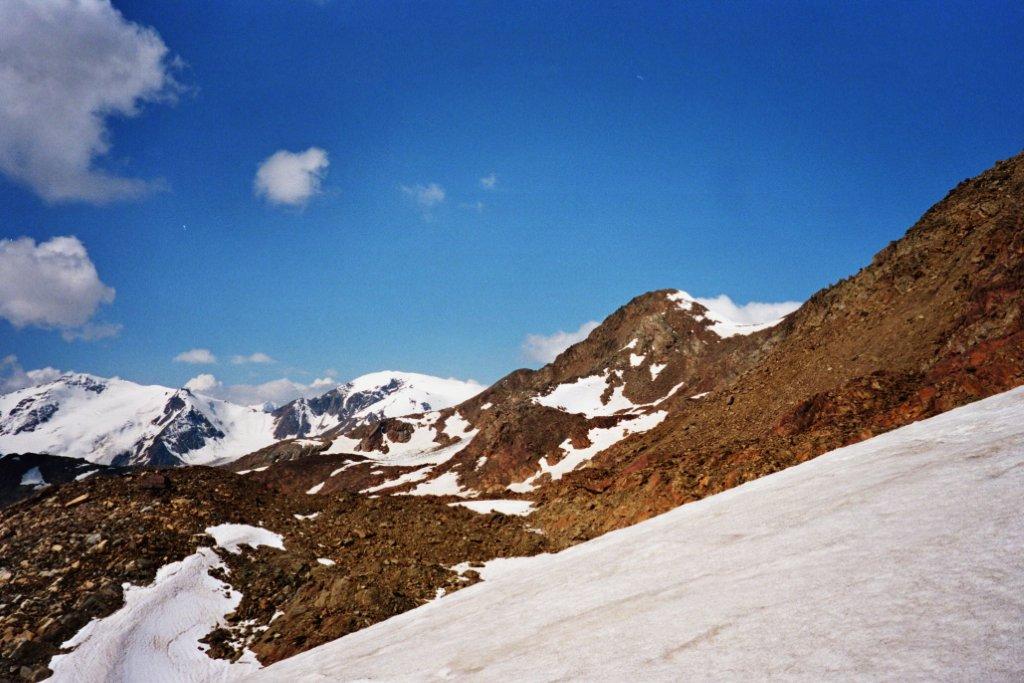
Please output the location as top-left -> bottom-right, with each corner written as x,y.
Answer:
205,524 -> 284,554
406,471 -> 471,497
20,466 -> 45,487
509,411 -> 668,492
450,500 -> 536,516
533,371 -> 636,418
49,548 -> 261,682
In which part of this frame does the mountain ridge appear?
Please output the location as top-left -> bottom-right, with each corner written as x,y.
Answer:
0,371 -> 481,468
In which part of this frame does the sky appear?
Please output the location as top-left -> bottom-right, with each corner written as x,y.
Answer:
1,0 -> 1022,404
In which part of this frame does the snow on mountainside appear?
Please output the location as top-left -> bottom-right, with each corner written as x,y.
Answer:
0,373 -> 276,467
292,287 -> 769,499
0,371 -> 480,467
271,371 -> 482,440
253,386 -> 1024,681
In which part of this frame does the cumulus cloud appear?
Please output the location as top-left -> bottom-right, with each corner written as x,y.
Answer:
183,372 -> 219,393
0,355 -> 63,393
522,320 -> 600,364
173,348 -> 217,364
231,352 -> 274,365
691,295 -> 802,325
0,236 -> 118,340
0,0 -> 179,203
480,173 -> 497,190
184,373 -> 338,406
254,148 -> 329,206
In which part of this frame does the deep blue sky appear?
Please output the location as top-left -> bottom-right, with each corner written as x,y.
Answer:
2,0 -> 1022,392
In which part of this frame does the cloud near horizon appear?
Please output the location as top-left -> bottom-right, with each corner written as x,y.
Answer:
0,236 -> 118,340
185,373 -> 337,406
254,147 -> 329,205
691,294 -> 802,325
0,355 -> 63,393
173,348 -> 217,364
0,0 -> 179,202
522,320 -> 601,364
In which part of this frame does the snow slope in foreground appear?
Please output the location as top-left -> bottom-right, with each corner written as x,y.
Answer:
50,524 -> 284,683
253,387 -> 1024,681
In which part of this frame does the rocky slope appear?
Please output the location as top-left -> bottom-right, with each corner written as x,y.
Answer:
0,468 -> 548,680
1,151 -> 1021,680
0,372 -> 480,469
260,151 -> 1023,550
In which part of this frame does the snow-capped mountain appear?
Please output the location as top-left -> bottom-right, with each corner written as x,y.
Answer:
0,373 -> 276,467
270,371 -> 483,440
0,371 -> 482,467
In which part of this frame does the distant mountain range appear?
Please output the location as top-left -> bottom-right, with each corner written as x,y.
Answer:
0,371 -> 482,467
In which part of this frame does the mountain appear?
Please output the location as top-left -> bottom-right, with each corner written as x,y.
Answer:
254,386 -> 1024,681
269,371 -> 483,440
1,151 -> 1021,680
0,372 -> 482,468
268,150 -> 1024,548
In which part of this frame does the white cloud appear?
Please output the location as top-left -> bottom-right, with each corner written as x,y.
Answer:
0,236 -> 118,340
402,183 -> 445,209
522,320 -> 601,364
183,372 -> 219,393
0,0 -> 178,203
231,352 -> 274,365
173,348 -> 217,364
184,373 -> 338,406
254,147 -> 329,206
691,295 -> 802,326
0,355 -> 63,393
480,173 -> 497,190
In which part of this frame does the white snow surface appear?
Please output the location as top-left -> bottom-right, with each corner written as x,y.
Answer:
253,387 -> 1024,682
19,466 -> 45,487
649,362 -> 667,380
339,371 -> 483,422
533,371 -> 636,417
450,499 -> 536,516
51,524 -> 284,682
50,548 -> 259,683
205,524 -> 284,554
0,373 -> 277,466
406,470 -> 471,497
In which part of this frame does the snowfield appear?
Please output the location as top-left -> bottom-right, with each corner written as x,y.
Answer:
50,524 -> 284,682
252,387 -> 1024,681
